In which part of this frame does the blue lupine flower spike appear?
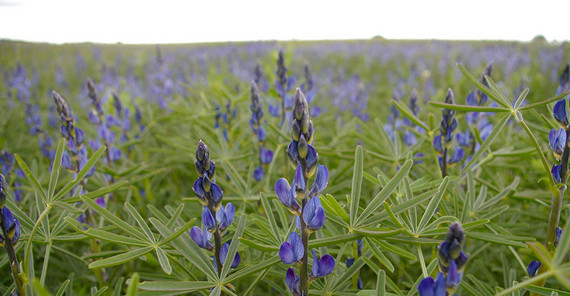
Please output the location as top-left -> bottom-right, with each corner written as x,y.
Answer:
0,174 -> 7,209
553,99 -> 569,129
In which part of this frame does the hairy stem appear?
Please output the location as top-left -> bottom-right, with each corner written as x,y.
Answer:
299,165 -> 310,295
2,215 -> 26,296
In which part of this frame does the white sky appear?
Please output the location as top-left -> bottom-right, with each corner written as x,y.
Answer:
0,0 -> 569,44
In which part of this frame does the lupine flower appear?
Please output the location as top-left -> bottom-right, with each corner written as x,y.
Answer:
275,177 -> 301,215
286,268 -> 301,296
551,164 -> 562,184
279,232 -> 304,264
556,63 -> 569,96
190,226 -> 213,251
253,62 -> 269,93
0,207 -> 20,247
527,260 -> 541,277
299,196 -> 326,231
553,99 -> 569,128
53,91 -> 95,181
275,88 -> 334,294
434,89 -> 464,174
418,272 -> 446,296
202,207 -> 216,231
219,242 -> 241,269
419,222 -> 468,296
216,203 -> 235,232
193,141 -> 222,209
250,81 -> 273,181
310,250 -> 335,278
549,128 -> 567,160
273,49 -> 296,122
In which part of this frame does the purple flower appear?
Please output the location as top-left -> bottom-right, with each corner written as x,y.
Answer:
301,196 -> 326,231
456,130 -> 473,147
279,232 -> 304,264
285,268 -> 301,296
202,207 -> 216,231
190,226 -> 213,250
554,99 -> 569,128
418,273 -> 446,296
527,260 -> 541,277
555,227 -> 562,247
552,164 -> 562,183
253,166 -> 264,181
309,165 -> 329,198
448,147 -> 465,164
216,203 -> 235,232
1,207 -> 20,245
275,178 -> 301,215
549,128 -> 566,159
404,131 -> 417,146
310,250 -> 335,278
260,147 -> 273,164
433,135 -> 443,154
217,242 -> 240,270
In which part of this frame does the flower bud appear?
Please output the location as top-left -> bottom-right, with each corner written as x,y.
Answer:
298,135 -> 308,159
291,121 -> 301,141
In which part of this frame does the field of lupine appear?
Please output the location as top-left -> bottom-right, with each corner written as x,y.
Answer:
0,39 -> 569,296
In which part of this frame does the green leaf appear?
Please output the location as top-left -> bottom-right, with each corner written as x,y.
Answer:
417,177 -> 449,233
393,99 -> 429,131
526,285 -> 570,296
156,247 -> 172,275
125,202 -> 156,243
53,201 -> 82,213
239,238 -> 279,251
15,153 -> 48,204
428,101 -> 509,112
309,233 -> 362,248
519,91 -> 570,111
79,195 -> 147,241
325,194 -> 350,224
356,159 -> 413,226
364,237 -> 394,272
159,219 -> 196,246
457,63 -> 510,108
89,247 -> 153,269
260,193 -> 280,243
139,281 -> 216,292
376,269 -> 386,296
64,218 -> 148,246
461,112 -> 511,175
469,232 -> 528,248
220,215 -> 246,280
48,139 -> 65,201
55,280 -> 71,296
126,273 -> 139,296
350,145 -> 364,226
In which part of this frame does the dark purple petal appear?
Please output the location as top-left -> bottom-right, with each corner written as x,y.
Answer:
527,260 -> 541,277
275,178 -> 291,205
433,135 -> 443,154
225,203 -> 235,226
286,268 -> 297,291
190,226 -> 205,247
210,183 -> 223,204
308,206 -> 325,230
253,166 -> 264,181
293,164 -> 305,192
449,147 -> 465,164
279,242 -> 296,264
289,232 -> 304,262
202,207 -> 215,231
446,259 -> 461,288
418,276 -> 436,296
316,254 -> 335,277
310,165 -> 329,197
11,218 -> 20,245
434,272 -> 446,296
553,99 -> 569,127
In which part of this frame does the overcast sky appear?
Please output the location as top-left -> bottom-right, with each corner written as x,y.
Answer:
1,0 -> 569,44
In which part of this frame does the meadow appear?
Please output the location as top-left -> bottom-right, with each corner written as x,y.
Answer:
0,38 -> 569,296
